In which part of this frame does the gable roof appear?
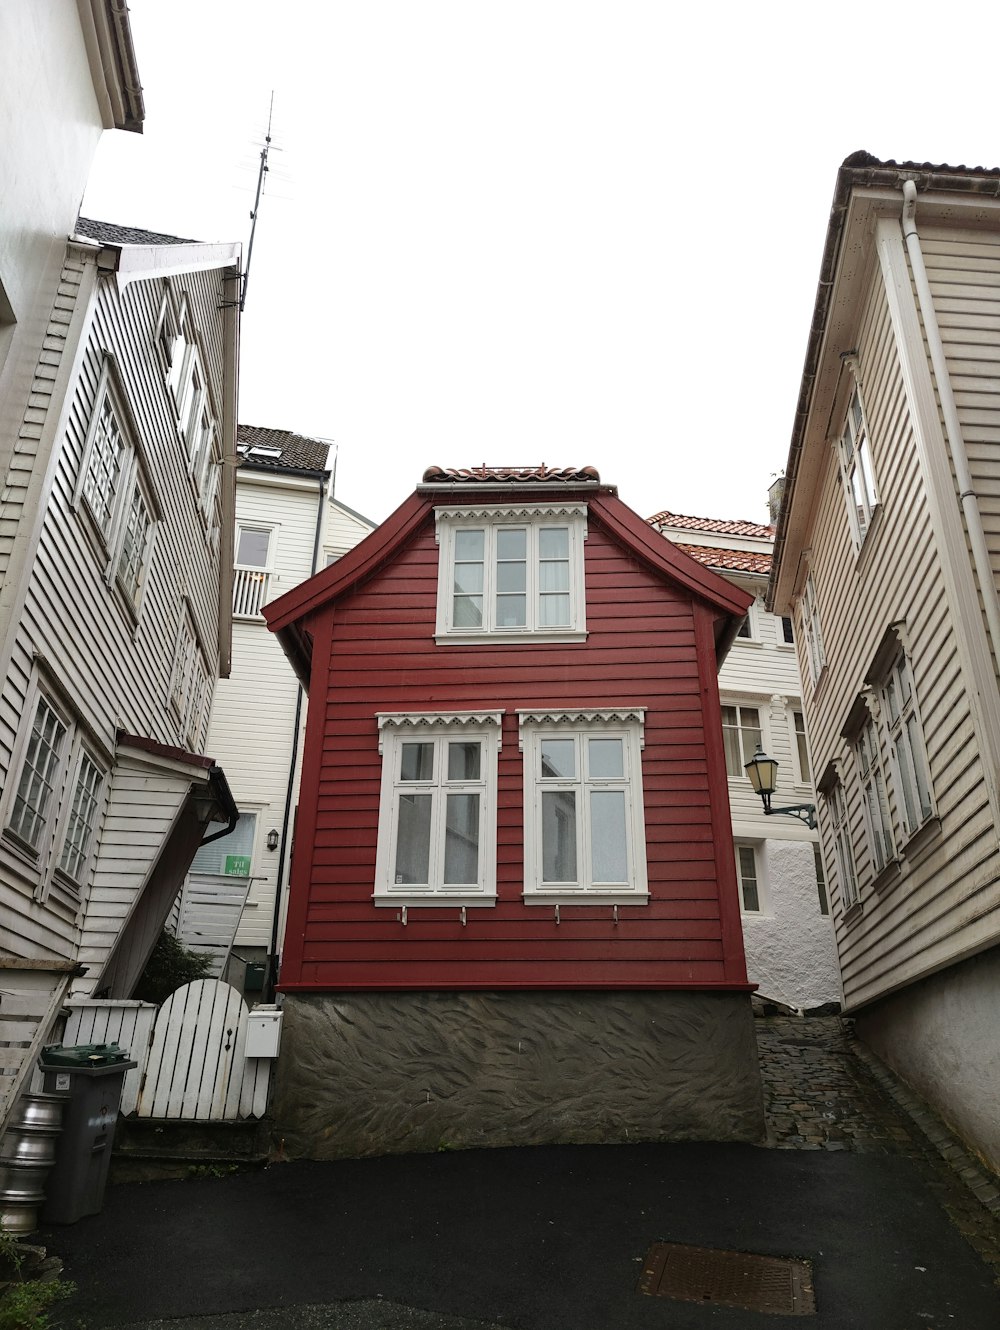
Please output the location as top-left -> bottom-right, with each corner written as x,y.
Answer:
75,217 -> 195,246
648,510 -> 774,539
676,543 -> 772,575
423,464 -> 602,484
263,475 -> 753,684
237,424 -> 330,474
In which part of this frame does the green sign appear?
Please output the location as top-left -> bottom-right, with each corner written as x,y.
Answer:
224,854 -> 251,877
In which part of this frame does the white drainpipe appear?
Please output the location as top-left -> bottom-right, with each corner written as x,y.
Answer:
900,179 -> 1000,680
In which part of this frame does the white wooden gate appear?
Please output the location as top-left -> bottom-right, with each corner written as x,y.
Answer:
63,981 -> 273,1121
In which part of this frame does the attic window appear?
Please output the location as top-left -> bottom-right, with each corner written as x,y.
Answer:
434,505 -> 588,644
247,446 -> 282,459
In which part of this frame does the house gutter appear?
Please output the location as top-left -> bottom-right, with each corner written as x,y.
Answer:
199,765 -> 240,844
899,180 -> 1000,679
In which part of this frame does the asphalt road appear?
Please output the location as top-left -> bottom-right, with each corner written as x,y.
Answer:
41,1141 -> 1000,1330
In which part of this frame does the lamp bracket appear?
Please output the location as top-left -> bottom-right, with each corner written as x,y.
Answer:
762,793 -> 817,830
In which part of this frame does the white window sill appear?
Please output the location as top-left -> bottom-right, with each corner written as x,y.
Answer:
522,892 -> 649,906
435,630 -> 588,647
373,893 -> 497,908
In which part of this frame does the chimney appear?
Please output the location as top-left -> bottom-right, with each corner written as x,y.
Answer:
767,475 -> 785,525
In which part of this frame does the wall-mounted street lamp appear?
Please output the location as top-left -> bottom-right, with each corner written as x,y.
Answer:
266,828 -> 280,852
743,746 -> 817,829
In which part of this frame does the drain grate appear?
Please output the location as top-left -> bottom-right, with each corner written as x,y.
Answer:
638,1241 -> 816,1316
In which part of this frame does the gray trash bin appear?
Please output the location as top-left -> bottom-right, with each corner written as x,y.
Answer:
38,1043 -> 136,1224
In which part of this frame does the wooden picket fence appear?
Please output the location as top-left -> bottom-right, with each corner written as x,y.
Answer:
64,979 -> 273,1121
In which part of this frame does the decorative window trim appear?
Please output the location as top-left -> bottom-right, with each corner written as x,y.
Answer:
800,570 -> 826,685
854,711 -> 896,877
373,712 -> 502,907
822,775 -> 859,914
0,665 -> 108,902
434,505 -> 588,644
874,642 -> 935,841
838,384 -> 879,550
72,358 -> 161,621
519,709 -> 648,904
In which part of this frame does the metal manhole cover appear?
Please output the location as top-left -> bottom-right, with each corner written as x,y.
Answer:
638,1242 -> 816,1316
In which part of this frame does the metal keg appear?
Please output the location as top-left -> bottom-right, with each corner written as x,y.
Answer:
0,1091 -> 67,1234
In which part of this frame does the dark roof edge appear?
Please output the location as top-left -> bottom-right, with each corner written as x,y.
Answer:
768,152 -> 1000,611
239,460 -> 330,481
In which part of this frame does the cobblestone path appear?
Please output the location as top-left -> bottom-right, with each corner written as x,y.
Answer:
754,1014 -> 1000,1280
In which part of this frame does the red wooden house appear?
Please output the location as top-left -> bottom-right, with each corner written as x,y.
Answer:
264,466 -> 764,1157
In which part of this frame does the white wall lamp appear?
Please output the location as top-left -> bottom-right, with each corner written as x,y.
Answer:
744,746 -> 817,829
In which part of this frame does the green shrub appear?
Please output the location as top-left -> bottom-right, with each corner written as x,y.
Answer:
132,931 -> 213,1005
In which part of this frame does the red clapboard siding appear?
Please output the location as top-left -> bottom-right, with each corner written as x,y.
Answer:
276,492 -> 753,992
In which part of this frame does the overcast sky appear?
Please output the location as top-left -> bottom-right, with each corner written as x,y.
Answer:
82,1 -> 1000,527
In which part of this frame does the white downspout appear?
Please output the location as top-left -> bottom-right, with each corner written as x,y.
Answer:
900,179 -> 1000,679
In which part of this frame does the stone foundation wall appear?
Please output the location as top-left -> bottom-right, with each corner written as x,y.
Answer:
854,945 -> 1000,1177
272,989 -> 765,1159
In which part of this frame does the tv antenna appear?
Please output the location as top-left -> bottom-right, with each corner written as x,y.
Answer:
240,92 -> 274,313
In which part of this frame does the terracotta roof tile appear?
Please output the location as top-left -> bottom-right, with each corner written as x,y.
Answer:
647,510 -> 775,539
676,543 -> 772,574
422,464 -> 601,484
237,424 -> 331,473
75,216 -> 196,246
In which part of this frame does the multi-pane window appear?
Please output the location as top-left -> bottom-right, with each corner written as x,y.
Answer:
840,387 -> 878,547
781,616 -> 795,644
3,680 -> 106,895
76,367 -> 157,615
826,780 -> 859,911
881,650 -> 933,837
81,394 -> 126,540
735,843 -> 761,912
435,508 -> 587,640
856,716 -> 893,873
58,753 -> 103,883
801,573 -> 826,684
170,608 -> 211,750
8,698 -> 67,851
117,481 -> 154,606
520,711 -> 647,900
721,704 -> 761,778
374,714 -> 501,903
792,710 -> 811,783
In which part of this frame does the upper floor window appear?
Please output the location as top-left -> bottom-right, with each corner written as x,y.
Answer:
880,649 -> 933,838
856,714 -> 894,874
792,709 -> 811,784
813,843 -> 829,915
233,523 -> 277,619
781,616 -> 794,645
824,777 -> 859,913
839,387 -> 878,548
434,506 -> 587,643
373,712 -> 503,906
721,704 -> 761,779
801,572 -> 826,684
75,363 -> 158,617
519,709 -> 648,903
170,606 -> 211,750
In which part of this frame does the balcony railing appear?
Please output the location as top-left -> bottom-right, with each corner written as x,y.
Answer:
232,566 -> 270,618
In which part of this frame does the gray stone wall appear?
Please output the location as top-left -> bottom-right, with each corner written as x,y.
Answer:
854,944 -> 1000,1177
272,989 -> 765,1159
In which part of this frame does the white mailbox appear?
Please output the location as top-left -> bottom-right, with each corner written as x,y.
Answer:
245,1006 -> 282,1059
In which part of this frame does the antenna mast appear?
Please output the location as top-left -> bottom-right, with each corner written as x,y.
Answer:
240,92 -> 274,313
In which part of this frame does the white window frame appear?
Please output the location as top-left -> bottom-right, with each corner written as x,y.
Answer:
518,708 -> 648,904
839,386 -> 879,549
734,841 -> 766,914
74,361 -> 159,618
721,702 -> 763,780
791,708 -> 811,785
855,713 -> 895,875
813,843 -> 830,916
1,670 -> 107,899
879,649 -> 934,840
800,571 -> 826,685
170,604 -> 212,751
232,522 -> 279,619
824,778 -> 859,913
373,712 -> 503,907
434,505 -> 588,644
